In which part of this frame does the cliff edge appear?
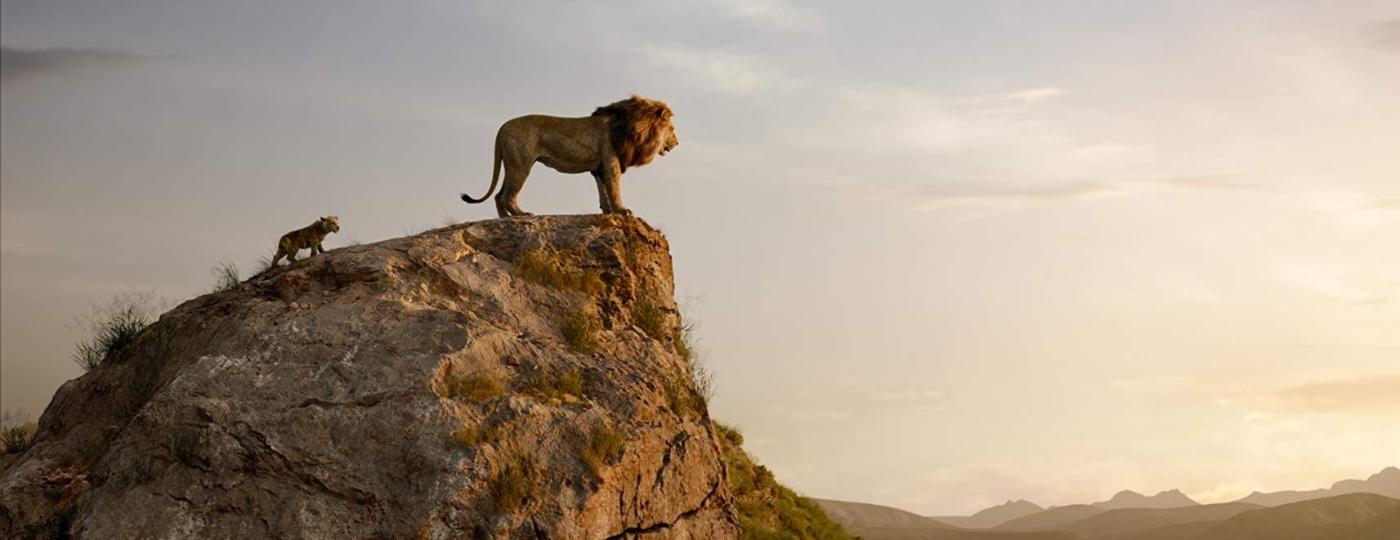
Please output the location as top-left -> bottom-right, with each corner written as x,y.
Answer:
0,214 -> 737,539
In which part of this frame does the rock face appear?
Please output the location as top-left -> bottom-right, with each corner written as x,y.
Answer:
0,215 -> 738,539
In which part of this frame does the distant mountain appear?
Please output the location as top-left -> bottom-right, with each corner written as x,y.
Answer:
838,530 -> 1075,540
1193,492 -> 1400,540
1236,466 -> 1400,507
814,498 -> 954,530
1056,502 -> 1261,539
992,505 -> 1105,532
933,500 -> 1045,529
813,499 -> 1074,540
1094,489 -> 1198,510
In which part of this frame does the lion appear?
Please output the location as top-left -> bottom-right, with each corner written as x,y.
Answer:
460,95 -> 679,217
270,216 -> 340,267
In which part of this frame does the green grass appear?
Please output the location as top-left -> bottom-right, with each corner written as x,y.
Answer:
581,423 -> 625,476
559,309 -> 601,354
72,292 -> 155,372
514,250 -> 605,295
519,368 -> 585,402
714,422 -> 854,540
444,371 -> 505,404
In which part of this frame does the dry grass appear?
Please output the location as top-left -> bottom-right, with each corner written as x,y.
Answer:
663,374 -> 702,419
210,262 -> 241,292
632,297 -> 668,342
450,423 -> 481,447
514,250 -> 605,295
581,423 -> 625,476
444,371 -> 505,404
255,255 -> 276,274
559,309 -> 601,354
449,422 -> 496,448
72,292 -> 156,372
490,450 -> 537,513
519,368 -> 585,402
1,411 -> 35,455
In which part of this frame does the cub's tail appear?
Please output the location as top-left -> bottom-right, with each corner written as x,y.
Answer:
461,141 -> 503,204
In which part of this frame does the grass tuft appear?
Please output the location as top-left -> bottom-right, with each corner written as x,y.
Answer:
559,309 -> 601,354
514,250 -> 605,295
72,292 -> 155,372
581,423 -> 625,476
255,255 -> 275,274
490,450 -> 537,513
444,371 -> 505,404
663,375 -> 701,419
632,297 -> 668,342
519,368 -> 585,402
1,411 -> 35,455
210,262 -> 241,292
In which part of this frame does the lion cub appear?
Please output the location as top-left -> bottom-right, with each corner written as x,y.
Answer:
270,216 -> 340,267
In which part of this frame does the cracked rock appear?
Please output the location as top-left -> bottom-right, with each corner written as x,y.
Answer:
0,215 -> 738,539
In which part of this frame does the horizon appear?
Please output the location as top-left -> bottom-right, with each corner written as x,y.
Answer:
3,1 -> 1398,516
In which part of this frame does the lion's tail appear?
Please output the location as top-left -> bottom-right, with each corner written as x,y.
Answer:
460,139 -> 502,204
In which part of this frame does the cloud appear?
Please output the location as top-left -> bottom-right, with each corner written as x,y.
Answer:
868,389 -> 945,403
708,0 -> 823,32
1367,19 -> 1400,51
1362,197 -> 1400,210
859,176 -> 1254,211
1,46 -> 145,82
641,46 -> 797,95
951,87 -> 1066,107
1277,264 -> 1390,305
1272,376 -> 1400,414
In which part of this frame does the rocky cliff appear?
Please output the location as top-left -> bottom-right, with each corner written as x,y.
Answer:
0,215 -> 737,539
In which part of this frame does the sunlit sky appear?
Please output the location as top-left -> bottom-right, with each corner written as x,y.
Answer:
2,1 -> 1397,515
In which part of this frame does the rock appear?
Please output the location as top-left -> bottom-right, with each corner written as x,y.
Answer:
0,215 -> 737,539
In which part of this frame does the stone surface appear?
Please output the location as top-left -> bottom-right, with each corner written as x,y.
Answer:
0,214 -> 737,539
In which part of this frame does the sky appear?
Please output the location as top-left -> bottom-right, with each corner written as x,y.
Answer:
2,0 -> 1398,515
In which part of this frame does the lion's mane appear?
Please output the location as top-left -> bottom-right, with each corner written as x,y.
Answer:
592,95 -> 674,172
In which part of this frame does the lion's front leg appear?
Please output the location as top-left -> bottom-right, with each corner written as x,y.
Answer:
599,161 -> 630,215
592,170 -> 615,213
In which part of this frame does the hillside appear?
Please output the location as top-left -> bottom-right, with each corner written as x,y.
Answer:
1237,466 -> 1400,507
0,215 -> 737,538
933,500 -> 1044,529
814,499 -> 1072,540
1193,492 -> 1400,540
993,505 -> 1105,532
815,498 -> 953,530
1056,502 -> 1261,539
718,427 -> 853,539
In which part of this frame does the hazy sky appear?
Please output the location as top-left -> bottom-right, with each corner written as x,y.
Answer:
3,1 -> 1398,515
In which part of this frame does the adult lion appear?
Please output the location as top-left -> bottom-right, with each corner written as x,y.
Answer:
461,95 -> 679,217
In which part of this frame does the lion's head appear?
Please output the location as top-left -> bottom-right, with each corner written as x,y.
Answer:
319,216 -> 340,233
592,95 -> 678,172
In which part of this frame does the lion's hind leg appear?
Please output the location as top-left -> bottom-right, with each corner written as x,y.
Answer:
270,238 -> 292,267
496,158 -> 534,217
